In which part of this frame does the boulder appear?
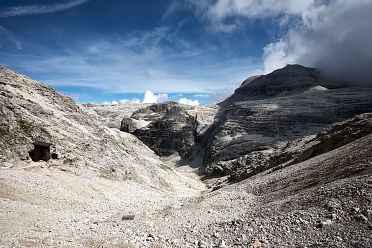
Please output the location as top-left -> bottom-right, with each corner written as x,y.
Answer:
120,117 -> 138,133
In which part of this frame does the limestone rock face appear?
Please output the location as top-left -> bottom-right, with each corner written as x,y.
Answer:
0,66 -> 188,189
202,65 -> 372,179
82,103 -> 151,129
229,112 -> 372,181
121,102 -> 197,157
222,64 -> 325,106
85,101 -> 219,132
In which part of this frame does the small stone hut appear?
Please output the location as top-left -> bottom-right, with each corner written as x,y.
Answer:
31,141 -> 52,161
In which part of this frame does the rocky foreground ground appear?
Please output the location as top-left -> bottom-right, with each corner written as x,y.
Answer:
1,65 -> 372,247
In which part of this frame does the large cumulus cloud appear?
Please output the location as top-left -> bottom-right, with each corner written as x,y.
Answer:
189,0 -> 372,85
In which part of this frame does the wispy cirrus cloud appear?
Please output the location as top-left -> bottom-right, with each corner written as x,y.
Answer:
1,22 -> 258,94
0,25 -> 22,50
0,0 -> 91,18
0,0 -> 262,103
187,0 -> 315,32
0,0 -> 91,50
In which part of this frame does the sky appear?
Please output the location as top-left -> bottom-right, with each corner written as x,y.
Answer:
0,0 -> 371,105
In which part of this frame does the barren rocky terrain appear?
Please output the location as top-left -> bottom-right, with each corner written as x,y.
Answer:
0,66 -> 206,246
1,65 -> 372,247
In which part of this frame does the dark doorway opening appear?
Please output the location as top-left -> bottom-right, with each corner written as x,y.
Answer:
29,141 -> 52,162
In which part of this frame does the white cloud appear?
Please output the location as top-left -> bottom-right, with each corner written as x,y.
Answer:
193,93 -> 210,98
207,0 -> 314,19
119,98 -> 141,104
0,0 -> 91,18
189,0 -> 372,84
262,40 -> 296,73
102,92 -> 201,106
189,0 -> 315,32
102,98 -> 141,105
102,100 -> 119,106
142,90 -> 169,103
262,0 -> 372,83
178,97 -> 199,105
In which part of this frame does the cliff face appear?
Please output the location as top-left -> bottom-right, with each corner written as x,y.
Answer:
201,65 -> 372,179
120,102 -> 198,157
228,112 -> 372,181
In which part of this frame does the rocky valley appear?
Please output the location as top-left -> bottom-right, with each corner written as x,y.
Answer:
1,65 -> 372,247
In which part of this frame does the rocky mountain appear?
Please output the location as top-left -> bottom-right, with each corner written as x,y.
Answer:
0,66 -> 208,247
118,102 -> 218,158
2,65 -> 372,247
200,65 -> 372,180
83,102 -> 218,132
85,65 -> 372,183
221,64 -> 326,106
0,66 -> 202,190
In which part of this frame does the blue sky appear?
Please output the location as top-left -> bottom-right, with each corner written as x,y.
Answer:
0,0 -> 370,104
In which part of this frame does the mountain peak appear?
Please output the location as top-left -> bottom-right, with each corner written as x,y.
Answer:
222,64 -> 325,106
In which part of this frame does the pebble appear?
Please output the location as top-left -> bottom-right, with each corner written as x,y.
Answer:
368,224 -> 372,230
352,207 -> 360,213
219,240 -> 227,247
335,236 -> 343,241
197,240 -> 208,248
317,219 -> 332,228
326,213 -> 337,220
356,214 -> 368,223
121,214 -> 135,221
251,239 -> 262,248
